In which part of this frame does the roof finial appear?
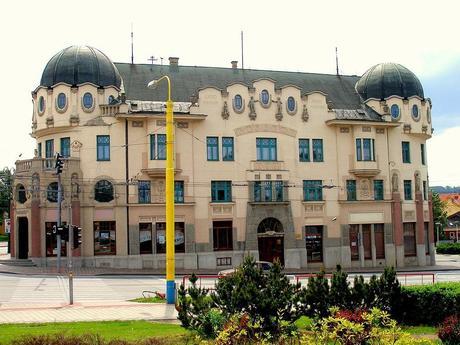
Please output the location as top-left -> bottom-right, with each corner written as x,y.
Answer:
131,23 -> 134,64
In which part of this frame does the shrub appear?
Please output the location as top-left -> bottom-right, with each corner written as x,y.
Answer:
303,270 -> 330,318
398,282 -> 460,325
329,265 -> 351,309
436,242 -> 460,254
438,315 -> 460,345
10,334 -> 170,345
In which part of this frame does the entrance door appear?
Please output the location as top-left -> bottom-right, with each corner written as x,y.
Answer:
18,217 -> 28,259
258,236 -> 284,265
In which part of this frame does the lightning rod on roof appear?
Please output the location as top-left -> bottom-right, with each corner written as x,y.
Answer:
241,31 -> 244,70
131,23 -> 134,64
335,47 -> 339,76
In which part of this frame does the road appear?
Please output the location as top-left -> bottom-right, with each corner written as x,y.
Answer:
1,270 -> 460,306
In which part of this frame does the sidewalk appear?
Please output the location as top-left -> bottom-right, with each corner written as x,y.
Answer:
0,301 -> 178,324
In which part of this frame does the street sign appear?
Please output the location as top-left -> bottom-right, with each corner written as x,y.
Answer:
4,219 -> 10,234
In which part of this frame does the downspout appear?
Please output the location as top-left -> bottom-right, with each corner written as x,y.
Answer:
125,118 -> 130,255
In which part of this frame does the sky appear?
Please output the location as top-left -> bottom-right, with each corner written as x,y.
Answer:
0,0 -> 459,186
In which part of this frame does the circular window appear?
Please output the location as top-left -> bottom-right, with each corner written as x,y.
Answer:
233,94 -> 244,113
390,104 -> 400,119
94,180 -> 114,202
83,92 -> 94,110
412,104 -> 420,120
57,93 -> 67,111
46,182 -> 61,203
38,96 -> 45,114
16,184 -> 27,204
286,96 -> 296,114
260,90 -> 270,107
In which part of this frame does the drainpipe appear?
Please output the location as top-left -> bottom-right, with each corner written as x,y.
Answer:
125,119 -> 130,254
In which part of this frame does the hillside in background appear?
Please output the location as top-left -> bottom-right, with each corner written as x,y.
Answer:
431,186 -> 460,194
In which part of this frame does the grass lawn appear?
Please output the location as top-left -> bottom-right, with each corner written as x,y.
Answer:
0,321 -> 189,345
128,296 -> 166,303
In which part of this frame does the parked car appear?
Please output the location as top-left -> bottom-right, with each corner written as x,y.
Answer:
218,261 -> 273,277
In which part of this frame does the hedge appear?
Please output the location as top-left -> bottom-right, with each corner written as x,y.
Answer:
398,282 -> 460,325
436,242 -> 460,254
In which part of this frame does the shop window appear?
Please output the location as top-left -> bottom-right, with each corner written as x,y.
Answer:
349,224 -> 359,260
305,225 -> 323,262
139,223 -> 153,254
94,221 -> 116,255
403,222 -> 416,257
45,222 -> 67,257
362,224 -> 372,260
213,221 -> 233,251
156,222 -> 185,254
374,224 -> 385,259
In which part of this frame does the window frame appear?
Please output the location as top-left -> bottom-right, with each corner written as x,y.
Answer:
138,180 -> 151,204
207,136 -> 219,161
94,180 -> 114,203
83,92 -> 94,110
299,139 -> 310,162
303,180 -> 323,201
211,181 -> 232,202
96,135 -> 110,161
222,137 -> 234,161
402,141 -> 411,163
312,139 -> 323,162
45,139 -> 54,158
403,222 -> 416,257
404,180 -> 412,200
256,137 -> 277,161
421,143 -> 426,165
213,220 -> 233,251
305,225 -> 323,262
94,221 -> 116,256
356,138 -> 375,161
139,223 -> 153,254
60,137 -> 70,158
373,180 -> 384,201
390,104 -> 400,119
175,181 -> 184,203
346,180 -> 357,201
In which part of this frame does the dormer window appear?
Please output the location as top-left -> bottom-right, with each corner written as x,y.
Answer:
260,89 -> 270,107
412,104 -> 420,121
83,92 -> 94,110
390,104 -> 400,120
287,96 -> 296,114
233,94 -> 244,113
56,93 -> 67,111
38,96 -> 45,115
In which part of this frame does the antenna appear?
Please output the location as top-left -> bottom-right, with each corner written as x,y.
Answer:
335,47 -> 339,75
241,31 -> 244,69
131,23 -> 134,64
148,56 -> 158,65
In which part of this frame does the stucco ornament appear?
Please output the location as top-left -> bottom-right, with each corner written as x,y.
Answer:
71,140 -> 83,152
275,97 -> 283,121
248,96 -> 257,120
32,173 -> 40,199
221,101 -> 230,120
360,179 -> 370,198
415,172 -> 421,192
392,173 -> 399,192
302,104 -> 309,122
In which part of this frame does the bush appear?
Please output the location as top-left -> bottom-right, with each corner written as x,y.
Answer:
438,315 -> 460,345
436,242 -> 460,254
304,270 -> 330,318
398,282 -> 460,325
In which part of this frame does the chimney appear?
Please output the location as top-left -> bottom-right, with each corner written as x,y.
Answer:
169,57 -> 179,66
231,60 -> 238,69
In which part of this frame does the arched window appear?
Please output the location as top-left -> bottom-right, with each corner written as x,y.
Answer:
46,182 -> 61,203
94,180 -> 114,202
257,217 -> 283,234
16,184 -> 27,204
390,104 -> 400,119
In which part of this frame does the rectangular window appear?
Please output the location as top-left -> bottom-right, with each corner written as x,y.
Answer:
362,224 -> 372,260
421,143 -> 426,165
150,134 -> 166,160
60,137 -> 70,158
45,222 -> 67,257
305,225 -> 323,262
139,223 -> 153,254
347,180 -> 357,201
424,222 -> 430,255
349,224 -> 359,260
96,135 -> 110,161
175,181 -> 184,203
374,180 -> 384,200
213,221 -> 233,251
94,221 -> 116,255
312,139 -> 323,162
403,222 -> 416,257
299,139 -> 310,162
303,180 -> 323,201
222,137 -> 234,161
402,141 -> 411,163
356,138 -> 375,161
45,139 -> 54,158
207,136 -> 219,161
211,181 -> 232,202
156,222 -> 185,254
423,181 -> 428,200
374,224 -> 385,259
404,180 -> 412,200
37,142 -> 42,158
138,181 -> 151,204
150,134 -> 155,160
256,138 -> 277,161
356,139 -> 362,161
253,181 -> 284,202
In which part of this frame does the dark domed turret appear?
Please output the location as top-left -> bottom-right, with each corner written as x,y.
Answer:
40,46 -> 122,88
355,63 -> 424,101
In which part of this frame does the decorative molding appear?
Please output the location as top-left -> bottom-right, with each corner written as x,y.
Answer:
46,116 -> 54,127
376,128 -> 385,134
403,123 -> 412,133
132,120 -> 144,127
234,124 -> 297,137
362,126 -> 371,132
302,104 -> 309,122
221,101 -> 230,120
340,127 -> 350,133
71,140 -> 83,152
275,97 -> 283,121
69,114 -> 80,125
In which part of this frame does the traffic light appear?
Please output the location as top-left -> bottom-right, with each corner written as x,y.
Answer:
73,226 -> 82,249
57,224 -> 69,241
55,153 -> 64,174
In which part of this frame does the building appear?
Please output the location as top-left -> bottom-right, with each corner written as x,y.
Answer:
11,46 -> 435,270
439,193 -> 460,241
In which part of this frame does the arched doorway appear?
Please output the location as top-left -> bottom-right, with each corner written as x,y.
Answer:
257,217 -> 284,265
17,217 -> 28,259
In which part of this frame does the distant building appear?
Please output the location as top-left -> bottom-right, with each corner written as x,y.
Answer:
11,46 -> 435,269
439,193 -> 460,241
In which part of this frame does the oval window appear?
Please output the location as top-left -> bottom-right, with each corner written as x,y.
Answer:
57,93 -> 66,110
260,90 -> 270,106
234,94 -> 243,111
412,104 -> 419,120
16,184 -> 27,204
390,104 -> 400,119
287,96 -> 296,113
83,92 -> 93,109
38,96 -> 45,113
94,180 -> 114,202
108,95 -> 115,104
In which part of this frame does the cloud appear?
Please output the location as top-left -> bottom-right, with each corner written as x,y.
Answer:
427,126 -> 460,186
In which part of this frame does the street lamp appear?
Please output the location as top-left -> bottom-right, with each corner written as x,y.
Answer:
148,76 -> 176,304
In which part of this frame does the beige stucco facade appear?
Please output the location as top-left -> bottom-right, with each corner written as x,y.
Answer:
11,47 -> 435,270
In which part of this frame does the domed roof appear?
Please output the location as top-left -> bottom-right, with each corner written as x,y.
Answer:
40,46 -> 122,88
355,63 -> 424,101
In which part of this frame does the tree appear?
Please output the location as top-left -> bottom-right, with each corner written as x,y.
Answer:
432,191 -> 448,241
0,167 -> 13,223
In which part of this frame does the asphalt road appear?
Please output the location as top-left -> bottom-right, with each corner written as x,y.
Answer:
0,270 -> 459,305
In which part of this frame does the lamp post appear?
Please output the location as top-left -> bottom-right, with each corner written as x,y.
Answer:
148,76 -> 175,304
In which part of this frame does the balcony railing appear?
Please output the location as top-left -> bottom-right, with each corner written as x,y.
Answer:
15,157 -> 80,173
100,104 -> 120,116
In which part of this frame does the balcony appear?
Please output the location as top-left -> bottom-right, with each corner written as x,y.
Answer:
348,155 -> 380,177
15,157 -> 80,174
100,104 -> 120,116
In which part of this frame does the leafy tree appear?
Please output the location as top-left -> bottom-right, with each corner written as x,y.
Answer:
432,191 -> 448,241
0,167 -> 13,223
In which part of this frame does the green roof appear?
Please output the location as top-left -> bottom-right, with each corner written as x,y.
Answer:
114,63 -> 362,110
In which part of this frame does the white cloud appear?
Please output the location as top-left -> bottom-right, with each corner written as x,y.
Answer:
427,126 -> 460,186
